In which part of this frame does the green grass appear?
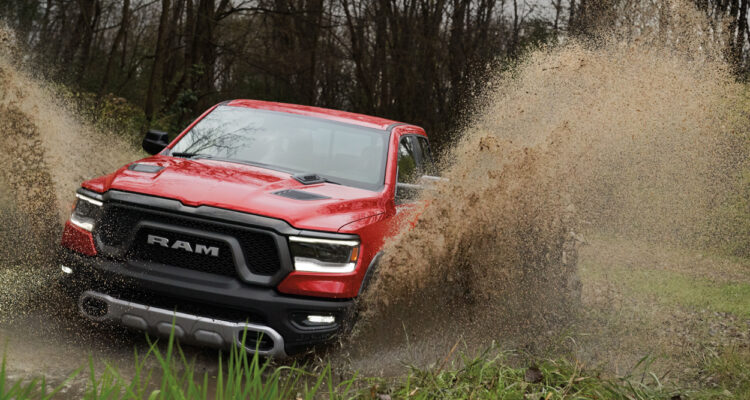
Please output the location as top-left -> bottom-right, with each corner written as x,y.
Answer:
631,272 -> 750,318
1,302 -> 748,399
583,262 -> 750,318
0,331 -> 730,400
707,347 -> 750,399
379,353 -> 680,399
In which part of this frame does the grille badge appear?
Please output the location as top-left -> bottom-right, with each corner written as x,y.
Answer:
146,234 -> 220,257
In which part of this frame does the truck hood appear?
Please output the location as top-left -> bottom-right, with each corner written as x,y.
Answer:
82,156 -> 386,232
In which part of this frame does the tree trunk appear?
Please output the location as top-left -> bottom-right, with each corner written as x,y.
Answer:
449,0 -> 468,107
144,0 -> 172,123
303,0 -> 324,104
553,0 -> 563,32
737,0 -> 748,70
99,0 -> 130,96
193,0 -> 217,109
511,0 -> 519,56
729,0 -> 740,53
162,0 -> 185,102
61,1 -> 89,71
75,0 -> 101,85
569,0 -> 576,31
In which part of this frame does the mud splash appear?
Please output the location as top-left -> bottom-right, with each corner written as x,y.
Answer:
345,0 -> 748,373
0,28 -> 139,322
0,28 -> 147,390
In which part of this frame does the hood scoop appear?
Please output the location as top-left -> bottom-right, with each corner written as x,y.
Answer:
273,189 -> 330,201
128,163 -> 165,173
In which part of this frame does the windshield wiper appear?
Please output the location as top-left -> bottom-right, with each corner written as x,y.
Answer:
321,177 -> 341,185
170,151 -> 214,159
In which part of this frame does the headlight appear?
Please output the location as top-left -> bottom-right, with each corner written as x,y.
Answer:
70,193 -> 103,232
288,236 -> 360,273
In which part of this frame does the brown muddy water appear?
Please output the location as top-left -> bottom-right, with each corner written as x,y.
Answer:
0,0 -> 749,393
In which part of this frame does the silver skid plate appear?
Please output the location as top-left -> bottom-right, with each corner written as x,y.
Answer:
78,290 -> 287,358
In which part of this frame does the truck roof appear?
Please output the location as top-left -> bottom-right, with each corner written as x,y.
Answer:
225,99 -> 403,131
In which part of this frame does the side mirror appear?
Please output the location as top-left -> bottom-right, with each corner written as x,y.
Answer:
396,182 -> 423,204
418,175 -> 446,185
142,129 -> 170,155
395,175 -> 446,204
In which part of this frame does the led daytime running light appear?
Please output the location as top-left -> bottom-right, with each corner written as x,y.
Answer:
75,193 -> 103,206
70,214 -> 95,231
288,236 -> 359,247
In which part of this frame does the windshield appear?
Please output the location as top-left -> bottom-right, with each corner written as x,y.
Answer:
170,106 -> 390,190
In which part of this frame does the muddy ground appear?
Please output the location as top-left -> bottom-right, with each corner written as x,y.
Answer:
0,235 -> 747,395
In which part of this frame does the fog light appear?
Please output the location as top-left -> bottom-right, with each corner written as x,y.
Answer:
290,312 -> 338,329
61,265 -> 73,274
306,315 -> 335,324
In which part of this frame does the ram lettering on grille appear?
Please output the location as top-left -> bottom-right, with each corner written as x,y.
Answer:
146,234 -> 220,257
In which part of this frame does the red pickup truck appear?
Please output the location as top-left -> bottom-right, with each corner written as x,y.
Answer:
59,100 -> 436,357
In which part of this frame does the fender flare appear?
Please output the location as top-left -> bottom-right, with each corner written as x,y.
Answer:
358,251 -> 383,295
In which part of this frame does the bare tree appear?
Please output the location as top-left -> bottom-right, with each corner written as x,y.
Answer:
145,0 -> 171,122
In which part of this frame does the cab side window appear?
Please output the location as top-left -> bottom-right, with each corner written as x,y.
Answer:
414,136 -> 436,176
397,135 -> 435,204
397,136 -> 419,184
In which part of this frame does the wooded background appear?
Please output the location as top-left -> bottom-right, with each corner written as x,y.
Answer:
1,0 -> 748,149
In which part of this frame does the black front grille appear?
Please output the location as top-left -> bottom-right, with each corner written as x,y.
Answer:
129,228 -> 236,277
96,204 -> 282,277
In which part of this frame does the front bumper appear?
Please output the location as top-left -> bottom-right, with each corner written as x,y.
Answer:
79,291 -> 288,357
60,249 -> 354,357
